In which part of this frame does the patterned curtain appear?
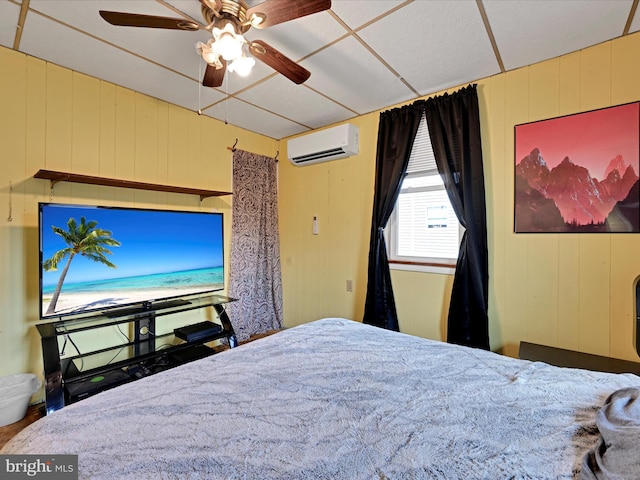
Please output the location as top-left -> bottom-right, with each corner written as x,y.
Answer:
226,149 -> 283,342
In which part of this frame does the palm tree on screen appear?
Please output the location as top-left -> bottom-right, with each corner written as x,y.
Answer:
43,217 -> 121,315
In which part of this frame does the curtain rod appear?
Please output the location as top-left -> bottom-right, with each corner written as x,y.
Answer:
227,138 -> 279,161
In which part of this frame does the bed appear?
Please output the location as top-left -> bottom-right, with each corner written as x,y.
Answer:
2,318 -> 639,479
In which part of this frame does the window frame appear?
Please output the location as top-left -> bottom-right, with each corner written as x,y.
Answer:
385,117 -> 462,275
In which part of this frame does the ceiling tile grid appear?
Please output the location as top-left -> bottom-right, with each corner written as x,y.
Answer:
206,96 -> 305,139
330,1 -> 406,30
302,35 -> 417,115
484,0 -> 635,71
357,1 -> 501,96
1,0 -> 638,139
236,74 -> 355,131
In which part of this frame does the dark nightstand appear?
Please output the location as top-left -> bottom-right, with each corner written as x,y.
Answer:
519,342 -> 640,375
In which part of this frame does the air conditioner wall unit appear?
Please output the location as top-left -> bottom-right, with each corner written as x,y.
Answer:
287,123 -> 359,166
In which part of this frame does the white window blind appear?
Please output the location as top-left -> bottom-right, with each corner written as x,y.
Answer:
405,116 -> 437,174
388,115 -> 461,266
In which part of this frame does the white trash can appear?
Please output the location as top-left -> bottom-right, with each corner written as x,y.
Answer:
0,374 -> 41,427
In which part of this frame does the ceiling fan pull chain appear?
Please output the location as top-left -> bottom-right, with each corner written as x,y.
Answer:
224,71 -> 229,124
197,58 -> 203,115
7,180 -> 12,222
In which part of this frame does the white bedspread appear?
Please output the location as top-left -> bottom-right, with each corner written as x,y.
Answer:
3,318 -> 639,479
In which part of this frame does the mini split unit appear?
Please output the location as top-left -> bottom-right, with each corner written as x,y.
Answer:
287,123 -> 359,166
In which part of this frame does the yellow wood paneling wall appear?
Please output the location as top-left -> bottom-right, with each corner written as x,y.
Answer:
0,46 -> 277,383
279,32 -> 640,362
485,35 -> 640,361
278,113 -> 378,327
3,30 -> 640,387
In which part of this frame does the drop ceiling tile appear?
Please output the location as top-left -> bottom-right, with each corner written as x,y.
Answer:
302,36 -> 415,115
28,1 -> 211,79
0,1 -> 20,48
158,73 -> 225,113
484,0 -> 633,71
358,1 -> 499,96
19,12 -> 223,111
330,0 -> 406,30
202,97 -> 308,139
209,63 -> 274,96
237,75 -> 355,129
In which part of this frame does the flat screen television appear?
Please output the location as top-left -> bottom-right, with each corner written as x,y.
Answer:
39,203 -> 224,320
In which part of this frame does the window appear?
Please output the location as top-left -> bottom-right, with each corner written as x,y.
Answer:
386,115 -> 462,272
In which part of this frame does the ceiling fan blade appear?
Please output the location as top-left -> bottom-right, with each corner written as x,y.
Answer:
250,40 -> 310,84
99,11 -> 201,31
246,0 -> 331,29
203,61 -> 227,88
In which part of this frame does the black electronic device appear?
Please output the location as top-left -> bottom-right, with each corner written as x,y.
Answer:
174,321 -> 222,343
168,344 -> 215,364
65,369 -> 132,403
39,203 -> 225,320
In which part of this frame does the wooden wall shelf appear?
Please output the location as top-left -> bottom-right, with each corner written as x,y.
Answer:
34,170 -> 231,200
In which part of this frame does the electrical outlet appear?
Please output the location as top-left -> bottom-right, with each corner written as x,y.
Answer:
346,280 -> 353,292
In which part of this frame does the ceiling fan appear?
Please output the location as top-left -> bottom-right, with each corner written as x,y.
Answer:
99,0 -> 331,88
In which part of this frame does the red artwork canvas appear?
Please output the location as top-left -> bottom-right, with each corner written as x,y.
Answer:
514,102 -> 640,233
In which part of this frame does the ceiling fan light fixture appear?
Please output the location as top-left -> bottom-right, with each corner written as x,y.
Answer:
228,54 -> 255,77
196,39 -> 219,66
205,52 -> 222,67
218,34 -> 243,61
212,22 -> 245,61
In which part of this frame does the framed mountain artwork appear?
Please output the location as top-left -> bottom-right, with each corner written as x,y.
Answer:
514,102 -> 639,233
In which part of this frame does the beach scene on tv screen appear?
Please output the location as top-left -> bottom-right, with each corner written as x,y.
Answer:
40,205 -> 224,318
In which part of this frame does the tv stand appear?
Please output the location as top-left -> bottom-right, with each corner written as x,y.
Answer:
36,295 -> 238,414
103,298 -> 192,318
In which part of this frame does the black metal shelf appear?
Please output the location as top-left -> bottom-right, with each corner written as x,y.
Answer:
36,295 -> 238,414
